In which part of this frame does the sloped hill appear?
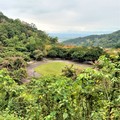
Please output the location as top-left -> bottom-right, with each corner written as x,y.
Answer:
63,30 -> 120,48
0,12 -> 57,61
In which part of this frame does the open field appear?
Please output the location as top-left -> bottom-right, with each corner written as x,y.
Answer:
34,59 -> 91,76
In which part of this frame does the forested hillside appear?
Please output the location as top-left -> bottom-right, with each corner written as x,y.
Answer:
0,12 -> 57,61
0,12 -> 58,83
63,30 -> 120,48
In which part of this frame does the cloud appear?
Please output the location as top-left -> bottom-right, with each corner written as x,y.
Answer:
0,0 -> 120,32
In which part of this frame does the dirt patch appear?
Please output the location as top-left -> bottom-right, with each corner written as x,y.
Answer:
23,58 -> 92,83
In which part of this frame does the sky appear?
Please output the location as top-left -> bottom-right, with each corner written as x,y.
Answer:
0,0 -> 120,33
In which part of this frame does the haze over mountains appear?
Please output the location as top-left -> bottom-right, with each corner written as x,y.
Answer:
49,31 -> 114,42
62,30 -> 120,48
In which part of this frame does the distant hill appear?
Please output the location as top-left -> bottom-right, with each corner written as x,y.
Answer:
49,33 -> 92,42
62,30 -> 120,48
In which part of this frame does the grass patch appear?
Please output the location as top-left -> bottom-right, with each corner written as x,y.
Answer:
35,61 -> 81,76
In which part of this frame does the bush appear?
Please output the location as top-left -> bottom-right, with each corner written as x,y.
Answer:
15,46 -> 27,52
84,47 -> 104,62
1,57 -> 27,83
62,64 -> 77,80
47,46 -> 105,62
31,50 -> 44,61
71,50 -> 86,62
0,111 -> 21,120
11,68 -> 27,83
47,49 -> 58,58
2,57 -> 26,70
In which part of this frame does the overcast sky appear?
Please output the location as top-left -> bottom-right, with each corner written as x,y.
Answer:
0,0 -> 120,33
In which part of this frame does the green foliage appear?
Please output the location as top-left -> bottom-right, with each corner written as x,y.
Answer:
50,37 -> 58,44
1,57 -> 27,83
0,56 -> 119,119
47,49 -> 58,58
0,47 -> 31,61
71,49 -> 86,62
0,12 -> 58,82
47,46 -> 104,62
31,50 -> 44,61
0,12 -> 57,62
47,46 -> 67,58
62,64 -> 77,80
84,47 -> 104,62
1,57 -> 26,70
115,43 -> 120,48
0,110 -> 21,120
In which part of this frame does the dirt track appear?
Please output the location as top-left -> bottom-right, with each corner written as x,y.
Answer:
21,59 -> 47,83
22,58 -> 92,83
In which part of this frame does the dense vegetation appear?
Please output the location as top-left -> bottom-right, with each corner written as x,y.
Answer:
0,12 -> 57,83
0,12 -> 105,83
63,30 -> 120,48
0,12 -> 57,61
0,12 -> 120,120
47,46 -> 105,62
0,56 -> 120,120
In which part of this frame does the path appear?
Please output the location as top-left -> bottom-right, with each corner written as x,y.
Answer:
22,58 -> 92,83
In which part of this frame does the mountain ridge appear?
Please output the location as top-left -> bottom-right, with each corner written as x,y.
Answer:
63,30 -> 120,48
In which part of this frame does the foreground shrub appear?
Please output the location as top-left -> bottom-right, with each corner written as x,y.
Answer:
1,57 -> 27,83
62,64 -> 78,80
1,57 -> 26,69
